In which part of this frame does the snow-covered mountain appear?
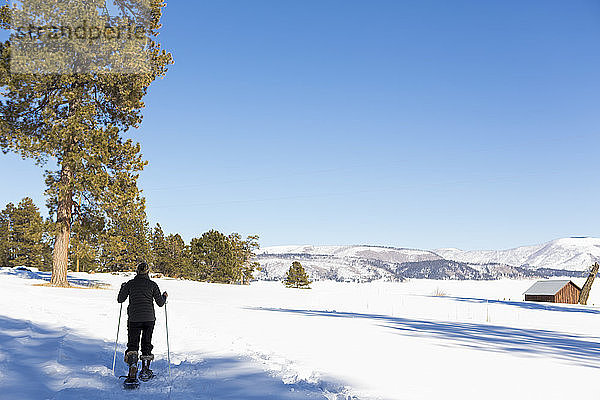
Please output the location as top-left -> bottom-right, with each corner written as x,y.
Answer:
435,237 -> 600,271
256,245 -> 442,282
256,238 -> 599,282
260,245 -> 442,263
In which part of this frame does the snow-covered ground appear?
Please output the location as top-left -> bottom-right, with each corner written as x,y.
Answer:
1,268 -> 600,399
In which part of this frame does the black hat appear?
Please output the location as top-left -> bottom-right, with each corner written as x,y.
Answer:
136,262 -> 150,275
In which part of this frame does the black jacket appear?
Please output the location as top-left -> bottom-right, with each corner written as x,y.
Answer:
117,274 -> 166,322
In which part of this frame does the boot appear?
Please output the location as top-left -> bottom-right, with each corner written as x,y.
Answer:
139,354 -> 155,381
123,351 -> 139,384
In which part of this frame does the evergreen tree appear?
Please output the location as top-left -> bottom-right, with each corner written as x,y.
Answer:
0,202 -> 13,266
0,0 -> 173,286
229,233 -> 260,284
284,261 -> 312,289
10,198 -> 46,268
69,199 -> 104,272
0,198 -> 49,269
150,223 -> 191,277
99,196 -> 150,271
150,223 -> 169,274
189,230 -> 233,282
165,233 -> 190,277
188,230 -> 260,284
39,220 -> 53,270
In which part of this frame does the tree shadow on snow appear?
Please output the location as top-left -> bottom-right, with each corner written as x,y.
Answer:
442,295 -> 600,315
0,267 -> 108,288
250,307 -> 600,369
0,315 -> 348,400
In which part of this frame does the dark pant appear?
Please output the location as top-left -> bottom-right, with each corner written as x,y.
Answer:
126,320 -> 155,356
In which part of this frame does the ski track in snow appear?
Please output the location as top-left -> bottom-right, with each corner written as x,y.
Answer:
1,267 -> 600,399
0,315 -> 352,400
0,268 -> 355,400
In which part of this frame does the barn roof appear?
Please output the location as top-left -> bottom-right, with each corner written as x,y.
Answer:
523,280 -> 581,296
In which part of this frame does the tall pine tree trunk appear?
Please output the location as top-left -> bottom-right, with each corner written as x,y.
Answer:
50,164 -> 73,287
578,262 -> 599,305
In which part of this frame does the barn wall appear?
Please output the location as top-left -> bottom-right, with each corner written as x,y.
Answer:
555,283 -> 580,304
525,295 -> 554,303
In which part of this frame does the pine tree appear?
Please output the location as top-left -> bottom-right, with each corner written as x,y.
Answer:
69,199 -> 104,272
150,223 -> 169,274
99,196 -> 150,271
39,219 -> 53,271
189,230 -> 233,283
10,198 -> 46,268
0,202 -> 13,266
150,223 -> 191,277
165,233 -> 190,277
0,1 -> 173,286
0,198 -> 49,269
241,234 -> 261,284
188,230 -> 260,284
284,261 -> 312,289
229,233 -> 260,285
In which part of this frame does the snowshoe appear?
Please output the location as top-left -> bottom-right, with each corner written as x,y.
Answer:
121,351 -> 139,389
123,374 -> 139,389
138,368 -> 155,381
139,354 -> 155,382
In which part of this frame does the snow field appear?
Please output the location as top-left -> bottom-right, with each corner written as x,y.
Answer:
1,268 -> 600,399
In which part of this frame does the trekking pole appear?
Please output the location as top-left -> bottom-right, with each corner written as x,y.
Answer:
165,300 -> 172,379
112,302 -> 123,376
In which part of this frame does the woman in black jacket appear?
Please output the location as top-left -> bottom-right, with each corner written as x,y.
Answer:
117,262 -> 168,382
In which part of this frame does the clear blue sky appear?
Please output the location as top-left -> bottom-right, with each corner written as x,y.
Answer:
1,0 -> 600,250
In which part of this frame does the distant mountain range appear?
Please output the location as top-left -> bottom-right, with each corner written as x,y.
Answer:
255,238 -> 600,282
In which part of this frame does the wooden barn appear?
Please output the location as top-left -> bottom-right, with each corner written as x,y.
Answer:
523,280 -> 582,304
